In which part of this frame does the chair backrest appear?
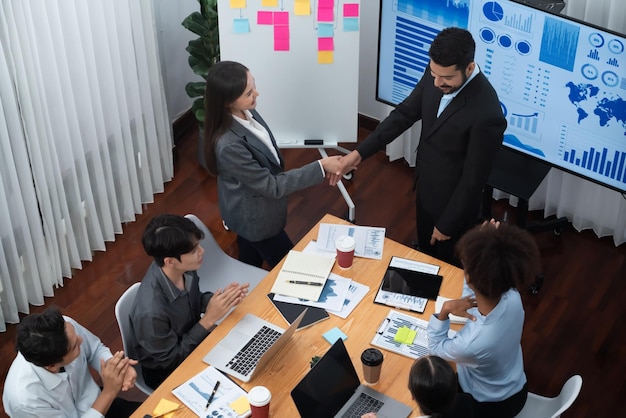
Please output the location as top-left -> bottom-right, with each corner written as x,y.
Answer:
514,375 -> 582,418
115,282 -> 153,395
184,214 -> 267,295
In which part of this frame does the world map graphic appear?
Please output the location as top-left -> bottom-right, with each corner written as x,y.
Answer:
565,81 -> 626,135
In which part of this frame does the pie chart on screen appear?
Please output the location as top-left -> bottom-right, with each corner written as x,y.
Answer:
483,1 -> 504,22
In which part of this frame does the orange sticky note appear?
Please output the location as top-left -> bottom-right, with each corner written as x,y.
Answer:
318,50 -> 333,64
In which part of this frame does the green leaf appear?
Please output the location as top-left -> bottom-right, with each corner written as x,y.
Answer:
192,98 -> 205,123
182,12 -> 211,38
185,82 -> 206,98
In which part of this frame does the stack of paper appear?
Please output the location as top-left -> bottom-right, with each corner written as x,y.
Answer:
316,223 -> 385,259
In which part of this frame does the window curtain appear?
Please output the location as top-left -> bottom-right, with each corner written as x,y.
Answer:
0,0 -> 173,332
389,0 -> 626,246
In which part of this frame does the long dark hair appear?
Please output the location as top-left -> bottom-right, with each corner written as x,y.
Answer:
408,356 -> 457,418
203,61 -> 249,175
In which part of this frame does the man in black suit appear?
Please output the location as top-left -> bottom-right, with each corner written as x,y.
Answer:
334,27 -> 506,265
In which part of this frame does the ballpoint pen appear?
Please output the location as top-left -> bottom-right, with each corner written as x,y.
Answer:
205,380 -> 220,410
287,280 -> 323,286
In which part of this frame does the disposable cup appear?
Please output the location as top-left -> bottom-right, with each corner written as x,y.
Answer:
335,235 -> 356,269
248,386 -> 271,418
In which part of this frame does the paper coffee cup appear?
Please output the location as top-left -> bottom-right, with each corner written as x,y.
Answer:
361,348 -> 384,384
248,386 -> 271,418
335,235 -> 356,269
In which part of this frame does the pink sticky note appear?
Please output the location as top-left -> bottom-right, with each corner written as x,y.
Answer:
274,25 -> 289,39
275,38 -> 290,51
343,4 -> 359,17
257,11 -> 273,25
274,11 -> 289,25
318,7 -> 334,22
319,0 -> 334,7
318,37 -> 334,51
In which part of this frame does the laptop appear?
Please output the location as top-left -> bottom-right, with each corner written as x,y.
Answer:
203,309 -> 306,382
291,339 -> 413,418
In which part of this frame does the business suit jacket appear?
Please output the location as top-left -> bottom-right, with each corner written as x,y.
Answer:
215,109 -> 324,242
357,70 -> 506,236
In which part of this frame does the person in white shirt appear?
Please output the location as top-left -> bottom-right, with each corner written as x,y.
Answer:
428,220 -> 540,417
2,308 -> 140,418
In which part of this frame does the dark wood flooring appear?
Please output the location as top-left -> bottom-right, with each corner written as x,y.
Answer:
1,125 -> 625,417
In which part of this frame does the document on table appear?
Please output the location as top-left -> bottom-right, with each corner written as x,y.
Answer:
316,223 -> 385,259
270,250 -> 335,301
273,273 -> 351,312
172,365 -> 250,417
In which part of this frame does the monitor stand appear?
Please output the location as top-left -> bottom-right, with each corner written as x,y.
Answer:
482,147 -> 568,294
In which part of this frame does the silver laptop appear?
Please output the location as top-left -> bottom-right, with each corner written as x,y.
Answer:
291,339 -> 412,418
203,309 -> 306,382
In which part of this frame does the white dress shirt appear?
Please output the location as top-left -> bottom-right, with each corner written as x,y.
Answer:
2,316 -> 113,418
437,65 -> 481,117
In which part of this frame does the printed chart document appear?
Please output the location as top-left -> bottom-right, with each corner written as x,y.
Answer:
273,274 -> 352,312
270,250 -> 335,301
316,223 -> 385,259
172,365 -> 250,417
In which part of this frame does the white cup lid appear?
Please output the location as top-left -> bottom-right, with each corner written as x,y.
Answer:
248,386 -> 271,406
335,235 -> 356,251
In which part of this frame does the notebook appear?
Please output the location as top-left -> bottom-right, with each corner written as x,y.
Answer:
270,250 -> 335,301
291,339 -> 412,418
267,293 -> 329,329
203,309 -> 306,383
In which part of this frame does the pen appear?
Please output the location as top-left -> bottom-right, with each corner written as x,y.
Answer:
151,405 -> 184,418
205,380 -> 220,410
287,280 -> 323,286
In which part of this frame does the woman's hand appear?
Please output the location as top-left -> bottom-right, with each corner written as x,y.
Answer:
439,296 -> 477,322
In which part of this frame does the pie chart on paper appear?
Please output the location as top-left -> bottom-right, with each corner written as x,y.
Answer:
483,1 -> 505,22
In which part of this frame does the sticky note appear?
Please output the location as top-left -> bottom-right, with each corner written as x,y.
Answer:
394,326 -> 417,344
153,399 -> 179,416
258,11 -> 273,25
318,8 -> 334,22
323,326 -> 347,344
275,38 -> 290,51
233,18 -> 250,34
343,17 -> 359,32
274,11 -> 289,25
262,0 -> 278,7
343,4 -> 359,17
319,0 -> 334,7
318,50 -> 333,64
318,23 -> 334,38
295,0 -> 311,16
318,37 -> 334,51
230,0 -> 246,8
230,395 -> 250,415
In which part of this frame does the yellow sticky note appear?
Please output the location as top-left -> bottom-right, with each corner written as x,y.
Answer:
230,395 -> 250,415
153,398 -> 179,416
230,0 -> 246,8
295,0 -> 311,15
262,0 -> 278,6
394,326 -> 417,344
318,50 -> 333,64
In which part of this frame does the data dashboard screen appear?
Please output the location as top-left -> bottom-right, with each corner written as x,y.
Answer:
377,0 -> 626,192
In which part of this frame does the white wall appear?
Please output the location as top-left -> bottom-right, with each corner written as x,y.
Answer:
153,0 -> 198,123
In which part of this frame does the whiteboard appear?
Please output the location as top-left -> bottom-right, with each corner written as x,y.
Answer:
217,0 -> 360,146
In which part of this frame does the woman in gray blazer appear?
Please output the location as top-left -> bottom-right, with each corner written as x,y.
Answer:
203,61 -> 344,268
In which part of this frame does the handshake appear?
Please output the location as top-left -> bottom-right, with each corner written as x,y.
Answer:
319,150 -> 362,186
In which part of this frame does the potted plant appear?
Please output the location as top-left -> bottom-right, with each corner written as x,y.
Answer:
182,0 -> 220,168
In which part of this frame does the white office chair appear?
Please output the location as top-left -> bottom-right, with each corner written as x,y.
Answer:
114,282 -> 153,396
185,213 -> 267,295
514,375 -> 582,418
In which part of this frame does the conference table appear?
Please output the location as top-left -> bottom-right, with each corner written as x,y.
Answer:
130,214 -> 466,418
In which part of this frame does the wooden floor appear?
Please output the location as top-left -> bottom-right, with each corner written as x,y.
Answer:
1,125 -> 625,417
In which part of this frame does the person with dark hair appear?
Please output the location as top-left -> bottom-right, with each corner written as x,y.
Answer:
362,355 -> 472,418
203,60 -> 348,268
3,308 -> 140,417
333,27 -> 506,265
130,214 -> 249,389
428,220 -> 541,417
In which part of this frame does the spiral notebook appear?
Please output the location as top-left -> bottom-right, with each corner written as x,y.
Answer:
270,250 -> 335,301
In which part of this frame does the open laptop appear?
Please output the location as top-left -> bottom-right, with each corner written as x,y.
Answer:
291,339 -> 413,418
203,309 -> 306,382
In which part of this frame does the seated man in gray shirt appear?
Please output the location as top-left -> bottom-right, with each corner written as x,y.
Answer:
130,214 -> 249,389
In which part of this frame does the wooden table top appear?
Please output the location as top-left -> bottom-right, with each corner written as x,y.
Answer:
130,214 -> 465,418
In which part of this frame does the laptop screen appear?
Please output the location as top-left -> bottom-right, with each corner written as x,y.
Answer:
291,339 -> 360,418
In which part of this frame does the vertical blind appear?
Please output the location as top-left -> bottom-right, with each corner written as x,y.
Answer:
0,0 -> 173,331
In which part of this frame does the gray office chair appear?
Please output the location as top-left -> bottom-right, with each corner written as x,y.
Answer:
514,375 -> 582,418
114,282 -> 153,396
184,214 -> 267,311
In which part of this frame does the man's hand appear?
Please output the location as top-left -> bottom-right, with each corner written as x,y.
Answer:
121,358 -> 138,391
100,351 -> 129,396
200,282 -> 250,329
439,296 -> 477,322
429,226 -> 451,246
328,150 -> 361,186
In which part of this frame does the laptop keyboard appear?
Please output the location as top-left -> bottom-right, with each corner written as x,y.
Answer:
226,326 -> 282,376
341,392 -> 384,418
